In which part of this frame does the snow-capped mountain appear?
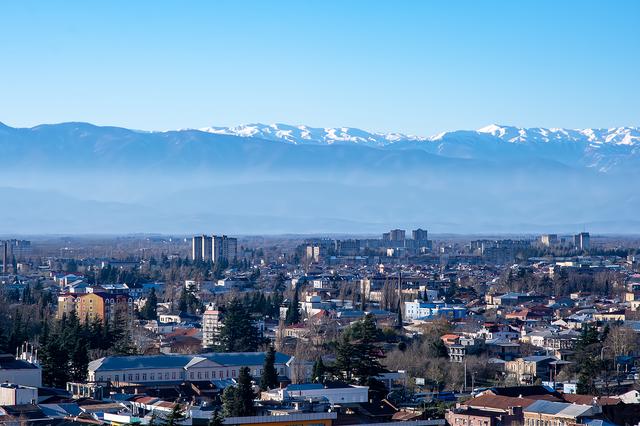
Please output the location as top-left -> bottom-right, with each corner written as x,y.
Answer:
200,123 -> 426,146
475,124 -> 640,146
199,122 -> 640,148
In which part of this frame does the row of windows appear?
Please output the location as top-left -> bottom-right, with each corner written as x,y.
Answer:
97,367 -> 286,383
525,418 -> 566,426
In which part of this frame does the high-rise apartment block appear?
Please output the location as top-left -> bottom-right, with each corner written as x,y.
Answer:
574,232 -> 590,251
192,235 -> 204,261
389,229 -> 405,241
412,228 -> 428,242
191,234 -> 238,263
202,303 -> 223,348
540,234 -> 558,247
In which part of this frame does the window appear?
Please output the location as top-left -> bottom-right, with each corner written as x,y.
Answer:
165,373 -> 169,379
232,370 -> 236,378
198,372 -> 202,379
135,374 -> 140,380
142,374 -> 147,380
190,372 -> 194,379
128,374 -> 133,381
151,374 -> 155,380
205,371 -> 209,379
172,372 -> 176,379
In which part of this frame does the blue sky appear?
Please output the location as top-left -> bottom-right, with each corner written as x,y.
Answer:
1,0 -> 638,135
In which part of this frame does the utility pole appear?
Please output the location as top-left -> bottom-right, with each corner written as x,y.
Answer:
464,361 -> 467,392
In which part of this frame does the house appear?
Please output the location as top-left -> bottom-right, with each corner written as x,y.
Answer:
404,300 -> 467,321
504,356 -> 558,384
446,394 -> 536,426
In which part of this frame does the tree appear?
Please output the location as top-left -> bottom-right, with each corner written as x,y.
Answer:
163,403 -> 186,426
222,367 -> 255,417
312,358 -> 326,383
140,288 -> 158,320
260,345 -> 279,391
577,355 -> 601,395
285,285 -> 300,325
237,367 -> 256,416
109,308 -> 138,355
222,387 -> 241,417
604,325 -> 639,359
395,300 -> 403,329
219,300 -> 261,352
208,409 -> 224,426
69,338 -> 89,382
332,314 -> 386,384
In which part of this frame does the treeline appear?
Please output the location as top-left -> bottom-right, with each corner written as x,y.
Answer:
39,311 -> 137,388
497,267 -> 624,298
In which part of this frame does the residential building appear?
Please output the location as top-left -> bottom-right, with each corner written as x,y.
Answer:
212,235 -> 237,264
412,228 -> 428,242
404,299 -> 467,320
56,292 -> 134,323
574,232 -> 591,251
192,235 -> 204,261
540,234 -> 558,247
191,234 -> 237,263
202,304 -> 223,349
504,356 -> 557,384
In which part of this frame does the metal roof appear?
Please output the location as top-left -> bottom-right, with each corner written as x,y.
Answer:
89,351 -> 292,372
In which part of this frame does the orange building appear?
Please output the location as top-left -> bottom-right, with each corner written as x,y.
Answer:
56,292 -> 133,324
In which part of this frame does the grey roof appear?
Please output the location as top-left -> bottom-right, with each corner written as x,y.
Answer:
0,353 -> 39,370
524,400 -> 593,418
89,351 -> 292,372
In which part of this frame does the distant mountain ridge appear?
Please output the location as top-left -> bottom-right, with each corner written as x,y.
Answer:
0,120 -> 637,234
199,122 -> 640,147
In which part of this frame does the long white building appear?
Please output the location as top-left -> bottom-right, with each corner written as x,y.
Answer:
88,352 -> 310,385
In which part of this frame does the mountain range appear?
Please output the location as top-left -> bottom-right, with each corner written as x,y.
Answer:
0,121 -> 637,235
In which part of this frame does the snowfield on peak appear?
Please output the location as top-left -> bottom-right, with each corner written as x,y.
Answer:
199,123 -> 426,146
199,122 -> 640,148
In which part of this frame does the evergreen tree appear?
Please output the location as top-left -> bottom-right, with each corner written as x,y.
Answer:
312,358 -> 326,383
110,308 -> 138,355
577,355 -> 601,395
208,409 -> 224,426
395,300 -> 403,329
141,288 -> 158,320
222,367 -> 256,416
222,387 -> 241,417
260,345 -> 279,391
219,300 -> 261,352
0,321 -> 8,354
285,285 -> 300,325
237,366 -> 256,416
40,324 -> 71,388
332,314 -> 386,384
69,338 -> 89,382
163,403 -> 186,426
